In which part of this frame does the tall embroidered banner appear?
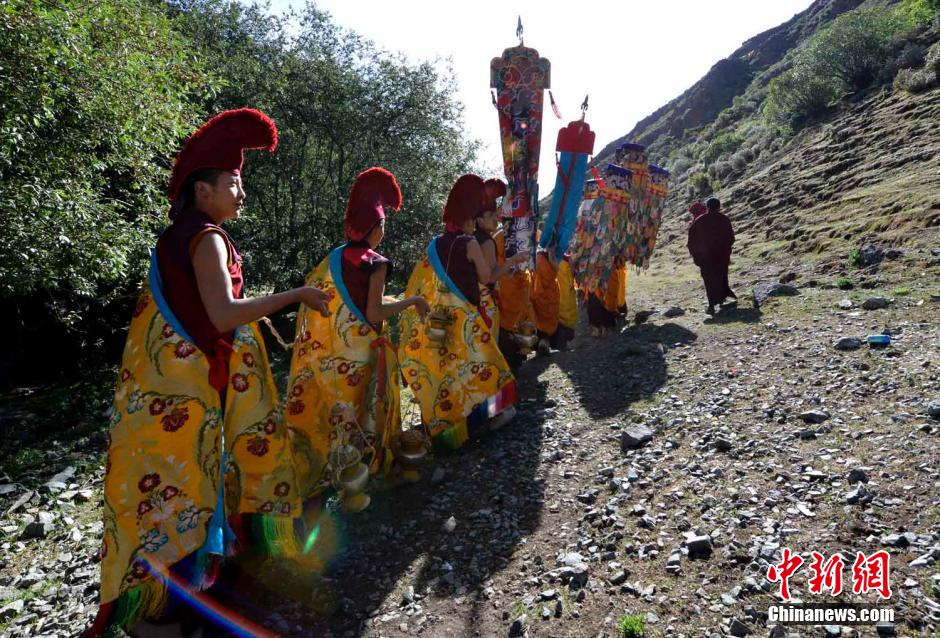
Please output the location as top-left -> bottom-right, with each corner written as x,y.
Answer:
539,119 -> 595,261
490,41 -> 550,267
569,164 -> 633,292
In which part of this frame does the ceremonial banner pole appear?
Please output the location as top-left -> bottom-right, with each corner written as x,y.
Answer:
490,17 -> 551,269
539,96 -> 595,262
638,164 -> 670,270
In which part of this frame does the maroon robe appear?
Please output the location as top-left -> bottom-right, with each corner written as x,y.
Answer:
341,241 -> 391,329
687,211 -> 736,307
156,210 -> 243,396
436,232 -> 480,306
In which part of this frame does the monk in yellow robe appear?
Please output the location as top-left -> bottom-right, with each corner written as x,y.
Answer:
531,249 -> 563,354
557,254 -> 578,346
285,168 -> 429,513
587,261 -> 628,337
493,225 -> 537,367
399,174 -> 517,449
87,110 -> 331,636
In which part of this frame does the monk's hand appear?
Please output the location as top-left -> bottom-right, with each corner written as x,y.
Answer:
299,286 -> 330,317
411,296 -> 430,320
509,252 -> 528,266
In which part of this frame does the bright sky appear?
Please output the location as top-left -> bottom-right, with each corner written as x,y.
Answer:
259,0 -> 813,190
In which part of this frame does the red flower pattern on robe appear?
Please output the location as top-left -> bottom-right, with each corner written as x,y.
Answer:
149,398 -> 166,416
174,342 -> 196,359
246,436 -> 269,457
138,473 -> 161,493
161,407 -> 189,432
231,373 -> 249,393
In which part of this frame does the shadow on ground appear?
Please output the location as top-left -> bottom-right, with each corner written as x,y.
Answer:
198,320 -> 694,636
703,303 -> 763,325
219,364 -> 549,637
547,321 -> 698,420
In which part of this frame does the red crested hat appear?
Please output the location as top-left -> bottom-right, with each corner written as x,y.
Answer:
689,201 -> 707,218
167,108 -> 278,202
344,167 -> 402,241
483,178 -> 507,212
443,174 -> 487,229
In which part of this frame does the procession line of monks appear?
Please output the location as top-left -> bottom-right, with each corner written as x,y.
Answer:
84,108 -> 635,636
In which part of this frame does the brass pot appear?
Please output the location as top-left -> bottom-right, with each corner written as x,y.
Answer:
426,326 -> 447,343
328,443 -> 361,471
426,306 -> 454,348
391,430 -> 430,469
428,315 -> 450,330
337,461 -> 370,493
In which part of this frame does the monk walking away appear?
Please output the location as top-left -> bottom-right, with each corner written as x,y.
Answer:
687,197 -> 737,315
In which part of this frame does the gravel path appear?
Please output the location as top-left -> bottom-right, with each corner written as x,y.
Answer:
1,244 -> 938,638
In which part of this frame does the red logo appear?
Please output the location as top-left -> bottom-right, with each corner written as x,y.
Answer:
808,552 -> 844,596
767,548 -> 804,601
767,548 -> 892,601
851,551 -> 892,599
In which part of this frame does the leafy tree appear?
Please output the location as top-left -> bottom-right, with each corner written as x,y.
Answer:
0,0 -> 479,382
168,1 -> 480,291
0,0 -> 215,302
765,60 -> 840,125
805,8 -> 910,91
899,0 -> 940,25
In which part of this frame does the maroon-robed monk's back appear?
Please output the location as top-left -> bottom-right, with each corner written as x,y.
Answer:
436,231 -> 480,306
687,211 -> 735,267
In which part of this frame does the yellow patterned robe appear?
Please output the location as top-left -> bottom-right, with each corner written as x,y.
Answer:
99,254 -> 299,628
284,247 -> 402,499
494,230 -> 535,333
399,238 -> 516,450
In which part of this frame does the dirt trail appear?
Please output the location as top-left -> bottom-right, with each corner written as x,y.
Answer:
1,241 -> 938,638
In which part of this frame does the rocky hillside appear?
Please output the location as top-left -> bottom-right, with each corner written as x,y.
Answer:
595,0 -> 870,156
592,0 -> 940,263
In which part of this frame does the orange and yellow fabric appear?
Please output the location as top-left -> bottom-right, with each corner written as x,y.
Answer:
557,258 -> 578,331
532,252 -> 560,336
284,247 -> 402,499
616,265 -> 628,312
399,239 -> 516,450
494,231 -> 535,333
597,270 -> 620,312
98,257 -> 299,631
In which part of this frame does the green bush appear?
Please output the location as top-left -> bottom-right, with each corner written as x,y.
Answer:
899,0 -> 940,25
765,7 -> 911,126
928,41 -> 940,74
896,42 -> 928,69
669,156 -> 694,177
894,66 -> 938,92
700,130 -> 744,164
836,277 -> 854,290
809,8 -> 911,89
689,172 -> 716,197
765,60 -> 840,126
618,614 -> 646,638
